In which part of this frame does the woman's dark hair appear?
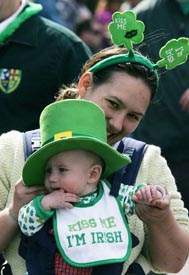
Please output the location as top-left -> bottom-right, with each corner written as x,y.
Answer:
57,45 -> 158,101
81,45 -> 158,100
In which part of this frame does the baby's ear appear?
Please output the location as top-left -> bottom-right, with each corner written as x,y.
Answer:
88,164 -> 102,183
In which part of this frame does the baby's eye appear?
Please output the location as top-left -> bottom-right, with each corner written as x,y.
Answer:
45,167 -> 52,175
59,167 -> 67,173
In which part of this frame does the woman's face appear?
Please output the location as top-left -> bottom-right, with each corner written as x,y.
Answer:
80,72 -> 151,145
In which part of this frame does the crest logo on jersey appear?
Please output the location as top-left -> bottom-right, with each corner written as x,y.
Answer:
0,68 -> 22,94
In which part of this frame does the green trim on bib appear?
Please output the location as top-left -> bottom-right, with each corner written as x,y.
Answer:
53,180 -> 132,268
73,184 -> 103,207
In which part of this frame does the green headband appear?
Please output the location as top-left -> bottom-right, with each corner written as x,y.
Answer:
88,50 -> 159,81
88,11 -> 189,79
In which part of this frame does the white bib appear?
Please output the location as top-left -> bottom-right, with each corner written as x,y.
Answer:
53,180 -> 132,267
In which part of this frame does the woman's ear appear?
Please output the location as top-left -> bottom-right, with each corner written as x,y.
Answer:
78,72 -> 93,98
88,164 -> 102,184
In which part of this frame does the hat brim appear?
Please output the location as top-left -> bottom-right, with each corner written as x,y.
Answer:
22,137 -> 130,186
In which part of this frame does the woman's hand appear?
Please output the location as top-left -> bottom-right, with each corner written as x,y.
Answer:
134,185 -> 189,273
134,185 -> 170,224
0,179 -> 46,251
135,193 -> 170,224
9,178 -> 47,220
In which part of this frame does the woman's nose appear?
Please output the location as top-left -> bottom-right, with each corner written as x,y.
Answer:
109,113 -> 126,133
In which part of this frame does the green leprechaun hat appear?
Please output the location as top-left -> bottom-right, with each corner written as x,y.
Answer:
22,99 -> 131,186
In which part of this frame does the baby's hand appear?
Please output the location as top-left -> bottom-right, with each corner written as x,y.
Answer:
41,189 -> 80,211
133,184 -> 165,206
134,185 -> 170,224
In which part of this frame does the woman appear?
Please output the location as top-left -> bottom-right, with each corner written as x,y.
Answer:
0,45 -> 189,275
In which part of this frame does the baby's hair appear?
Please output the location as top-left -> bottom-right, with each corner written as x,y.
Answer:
83,150 -> 104,168
81,150 -> 105,179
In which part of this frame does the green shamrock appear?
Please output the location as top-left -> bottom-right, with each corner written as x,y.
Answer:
108,10 -> 145,50
29,217 -> 35,224
29,226 -> 35,233
23,224 -> 28,230
157,37 -> 189,70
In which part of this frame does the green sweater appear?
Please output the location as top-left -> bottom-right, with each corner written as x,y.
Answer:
133,0 -> 189,161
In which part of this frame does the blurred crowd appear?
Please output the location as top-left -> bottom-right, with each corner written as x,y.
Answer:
1,1 -> 189,275
33,0 -> 142,53
31,5 -> 189,275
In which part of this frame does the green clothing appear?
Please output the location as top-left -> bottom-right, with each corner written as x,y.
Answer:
179,2 -> 189,15
133,0 -> 189,161
1,130 -> 189,274
18,181 -> 142,272
0,5 -> 91,134
18,182 -> 142,237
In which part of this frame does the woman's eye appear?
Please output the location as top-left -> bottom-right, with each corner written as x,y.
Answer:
128,113 -> 140,121
107,99 -> 119,109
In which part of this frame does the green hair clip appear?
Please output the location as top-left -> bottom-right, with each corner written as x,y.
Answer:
88,11 -> 189,81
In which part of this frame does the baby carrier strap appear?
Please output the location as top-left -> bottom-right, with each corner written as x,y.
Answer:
23,132 -> 148,185
109,137 -> 148,197
23,128 -> 41,160
22,132 -> 148,275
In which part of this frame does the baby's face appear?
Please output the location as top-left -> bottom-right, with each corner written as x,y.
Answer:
44,150 -> 98,196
